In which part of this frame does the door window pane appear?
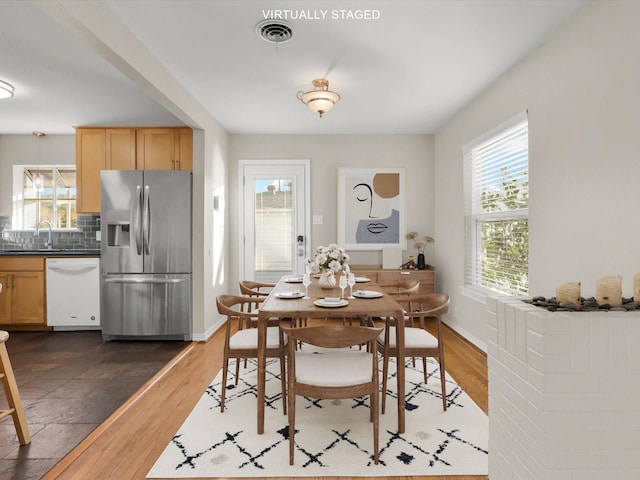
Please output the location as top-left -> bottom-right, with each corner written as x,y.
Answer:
254,178 -> 293,282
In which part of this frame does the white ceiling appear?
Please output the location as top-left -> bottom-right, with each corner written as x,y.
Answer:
0,0 -> 587,135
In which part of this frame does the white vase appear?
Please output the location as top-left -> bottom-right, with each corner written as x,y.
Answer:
319,271 -> 336,289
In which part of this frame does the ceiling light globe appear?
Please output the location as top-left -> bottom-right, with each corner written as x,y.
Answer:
0,80 -> 15,99
296,79 -> 340,118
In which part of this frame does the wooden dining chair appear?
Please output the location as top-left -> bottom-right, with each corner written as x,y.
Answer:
240,280 -> 309,331
378,279 -> 420,296
239,280 -> 275,297
216,295 -> 287,413
280,323 -> 383,465
377,293 -> 450,413
359,280 -> 420,329
0,330 -> 30,445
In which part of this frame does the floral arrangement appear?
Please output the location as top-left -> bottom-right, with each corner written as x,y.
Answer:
405,231 -> 434,254
307,244 -> 349,274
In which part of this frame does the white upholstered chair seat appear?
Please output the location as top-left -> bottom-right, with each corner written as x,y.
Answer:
229,326 -> 284,350
378,326 -> 438,349
295,351 -> 374,387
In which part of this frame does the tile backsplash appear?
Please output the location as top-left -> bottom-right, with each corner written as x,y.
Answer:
0,215 -> 101,251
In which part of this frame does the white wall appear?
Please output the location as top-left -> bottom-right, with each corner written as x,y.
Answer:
434,0 -> 640,350
229,134 -> 435,292
0,134 -> 75,216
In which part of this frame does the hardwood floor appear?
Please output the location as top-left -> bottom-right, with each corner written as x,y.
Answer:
43,322 -> 488,480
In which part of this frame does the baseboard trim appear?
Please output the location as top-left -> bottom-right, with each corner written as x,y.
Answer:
442,319 -> 487,353
192,317 -> 225,342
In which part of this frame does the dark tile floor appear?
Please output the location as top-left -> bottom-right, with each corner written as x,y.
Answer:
0,330 -> 187,480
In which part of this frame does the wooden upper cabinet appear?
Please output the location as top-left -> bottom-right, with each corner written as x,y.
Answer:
76,128 -> 106,214
106,128 -> 136,170
177,128 -> 193,171
137,128 -> 193,171
76,126 -> 192,213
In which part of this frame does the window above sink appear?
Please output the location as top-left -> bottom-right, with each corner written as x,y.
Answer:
12,165 -> 77,230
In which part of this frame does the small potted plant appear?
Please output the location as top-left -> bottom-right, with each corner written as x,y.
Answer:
405,232 -> 434,270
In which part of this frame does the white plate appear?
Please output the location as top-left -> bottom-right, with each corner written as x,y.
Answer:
313,299 -> 349,308
353,290 -> 383,299
285,277 -> 303,283
276,291 -> 303,299
355,277 -> 370,283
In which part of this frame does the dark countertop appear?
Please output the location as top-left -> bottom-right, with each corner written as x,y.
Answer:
0,249 -> 100,257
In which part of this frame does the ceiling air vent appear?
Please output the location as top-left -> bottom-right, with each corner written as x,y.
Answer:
256,20 -> 293,44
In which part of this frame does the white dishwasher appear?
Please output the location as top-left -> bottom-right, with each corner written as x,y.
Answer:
46,257 -> 100,330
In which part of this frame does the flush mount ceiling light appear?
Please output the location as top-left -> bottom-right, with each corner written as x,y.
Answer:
0,80 -> 15,99
297,79 -> 341,118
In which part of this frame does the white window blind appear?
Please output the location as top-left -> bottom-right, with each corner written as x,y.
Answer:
464,113 -> 529,296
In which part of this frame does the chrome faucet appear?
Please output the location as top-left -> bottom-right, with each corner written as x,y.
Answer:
36,219 -> 54,250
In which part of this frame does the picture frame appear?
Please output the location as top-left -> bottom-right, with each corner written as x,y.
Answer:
337,167 -> 406,250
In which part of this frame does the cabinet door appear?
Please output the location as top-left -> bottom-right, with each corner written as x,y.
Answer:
377,270 -> 435,294
0,272 -> 11,324
137,128 -> 176,170
106,128 -> 136,170
176,128 -> 193,171
76,128 -> 106,213
11,271 -> 45,325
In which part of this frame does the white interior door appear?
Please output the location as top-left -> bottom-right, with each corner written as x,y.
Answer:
240,160 -> 309,283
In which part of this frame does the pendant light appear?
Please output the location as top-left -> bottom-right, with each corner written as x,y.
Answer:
32,131 -> 45,191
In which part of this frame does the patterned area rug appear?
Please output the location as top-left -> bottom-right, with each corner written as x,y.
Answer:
147,351 -> 488,478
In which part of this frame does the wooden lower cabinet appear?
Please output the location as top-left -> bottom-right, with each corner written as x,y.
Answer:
0,257 -> 47,328
351,266 -> 436,294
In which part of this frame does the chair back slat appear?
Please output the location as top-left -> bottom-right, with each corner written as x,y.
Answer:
239,281 -> 275,297
404,293 -> 450,318
281,325 -> 382,349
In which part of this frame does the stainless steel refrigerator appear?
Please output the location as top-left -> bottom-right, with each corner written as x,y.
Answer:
100,170 -> 192,341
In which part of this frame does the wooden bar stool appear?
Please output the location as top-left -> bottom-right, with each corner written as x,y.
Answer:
0,330 -> 31,445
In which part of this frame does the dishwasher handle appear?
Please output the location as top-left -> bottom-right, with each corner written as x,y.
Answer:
48,264 -> 98,273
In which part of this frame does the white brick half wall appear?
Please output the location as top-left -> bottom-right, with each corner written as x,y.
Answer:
487,296 -> 640,479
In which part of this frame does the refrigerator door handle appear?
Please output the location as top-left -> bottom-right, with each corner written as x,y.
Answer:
143,185 -> 151,255
103,277 -> 185,284
134,185 -> 143,255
